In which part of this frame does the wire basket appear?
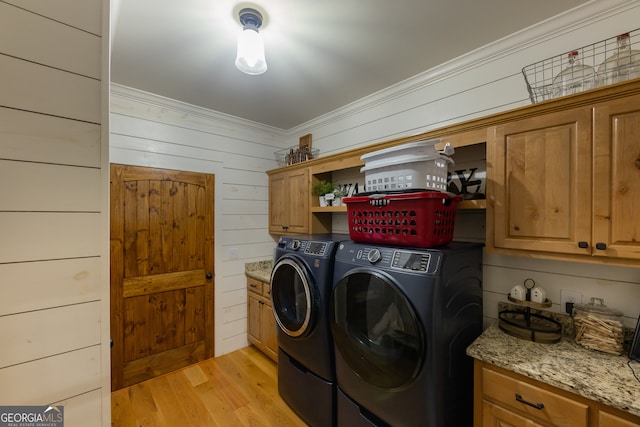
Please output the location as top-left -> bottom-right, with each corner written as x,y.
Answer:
275,145 -> 319,166
522,28 -> 640,103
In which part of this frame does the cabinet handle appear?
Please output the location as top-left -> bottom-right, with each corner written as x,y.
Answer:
595,243 -> 607,250
578,241 -> 589,249
515,393 -> 544,410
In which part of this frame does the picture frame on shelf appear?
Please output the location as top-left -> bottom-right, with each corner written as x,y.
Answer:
299,133 -> 312,151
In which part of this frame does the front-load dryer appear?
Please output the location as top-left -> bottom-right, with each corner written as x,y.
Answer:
271,234 -> 348,427
330,241 -> 483,427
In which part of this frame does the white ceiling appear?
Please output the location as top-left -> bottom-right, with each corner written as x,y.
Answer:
110,0 -> 591,130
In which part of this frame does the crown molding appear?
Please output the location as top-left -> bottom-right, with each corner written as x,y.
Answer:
110,83 -> 288,137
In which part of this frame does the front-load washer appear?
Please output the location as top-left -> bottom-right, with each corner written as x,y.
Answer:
330,241 -> 483,427
270,234 -> 348,427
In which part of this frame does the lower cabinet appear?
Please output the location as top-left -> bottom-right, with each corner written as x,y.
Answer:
247,276 -> 278,362
475,361 -> 640,427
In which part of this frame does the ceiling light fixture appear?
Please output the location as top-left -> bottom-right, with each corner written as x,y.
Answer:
235,8 -> 267,75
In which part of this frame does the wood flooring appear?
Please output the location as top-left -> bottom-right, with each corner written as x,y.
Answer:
111,346 -> 307,426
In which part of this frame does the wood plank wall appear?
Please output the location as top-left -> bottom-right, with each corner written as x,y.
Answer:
110,87 -> 288,355
109,0 -> 640,365
0,1 -> 108,425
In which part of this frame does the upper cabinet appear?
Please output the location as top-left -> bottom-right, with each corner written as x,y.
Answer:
592,94 -> 640,261
487,91 -> 640,265
488,107 -> 592,255
268,167 -> 310,234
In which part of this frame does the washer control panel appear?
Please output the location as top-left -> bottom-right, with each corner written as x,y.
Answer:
303,241 -> 328,256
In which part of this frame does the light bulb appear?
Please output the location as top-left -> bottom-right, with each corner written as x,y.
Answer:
235,27 -> 267,75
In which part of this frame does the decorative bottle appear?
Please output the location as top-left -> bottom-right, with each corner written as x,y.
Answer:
596,32 -> 640,87
552,51 -> 596,98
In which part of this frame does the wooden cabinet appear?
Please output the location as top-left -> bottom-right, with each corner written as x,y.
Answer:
267,81 -> 640,246
268,167 -> 309,234
480,363 -> 588,427
475,361 -> 640,427
600,411 -> 640,427
246,276 -> 277,362
488,93 -> 640,264
483,400 -> 545,427
488,106 -> 592,256
592,94 -> 640,261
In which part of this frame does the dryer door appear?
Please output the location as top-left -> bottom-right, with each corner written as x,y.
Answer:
271,257 -> 318,338
330,270 -> 425,389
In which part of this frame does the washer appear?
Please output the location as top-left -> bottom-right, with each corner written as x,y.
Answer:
330,241 -> 483,427
270,234 -> 348,427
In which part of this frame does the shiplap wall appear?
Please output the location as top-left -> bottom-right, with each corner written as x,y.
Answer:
0,0 -> 109,426
110,0 -> 640,365
298,0 -> 640,329
109,87 -> 287,355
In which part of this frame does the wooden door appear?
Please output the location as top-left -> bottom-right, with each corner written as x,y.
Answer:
490,107 -> 592,255
110,164 -> 215,390
593,94 -> 640,260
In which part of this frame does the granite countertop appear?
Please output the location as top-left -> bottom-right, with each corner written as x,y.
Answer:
468,323 -> 640,417
244,260 -> 272,283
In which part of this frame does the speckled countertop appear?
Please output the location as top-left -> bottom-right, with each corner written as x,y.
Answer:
244,260 -> 272,283
468,322 -> 640,417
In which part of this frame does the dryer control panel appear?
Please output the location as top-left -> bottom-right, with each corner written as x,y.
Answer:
337,242 -> 442,275
391,250 -> 431,272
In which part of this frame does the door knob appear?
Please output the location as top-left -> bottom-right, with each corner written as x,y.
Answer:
206,272 -> 213,280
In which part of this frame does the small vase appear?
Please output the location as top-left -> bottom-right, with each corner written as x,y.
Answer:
319,195 -> 327,207
324,193 -> 335,206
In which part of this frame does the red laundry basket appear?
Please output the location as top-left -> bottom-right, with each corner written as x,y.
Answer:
344,191 -> 461,248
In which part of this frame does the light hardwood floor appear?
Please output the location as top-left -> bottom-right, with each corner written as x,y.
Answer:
111,346 -> 307,426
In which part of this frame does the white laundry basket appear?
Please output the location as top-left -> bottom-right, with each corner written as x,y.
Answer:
361,139 -> 454,192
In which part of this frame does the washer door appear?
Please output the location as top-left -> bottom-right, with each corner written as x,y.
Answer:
270,256 -> 318,338
330,270 -> 425,389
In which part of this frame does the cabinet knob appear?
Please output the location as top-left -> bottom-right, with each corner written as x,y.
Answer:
206,272 -> 213,280
595,243 -> 607,250
578,241 -> 589,249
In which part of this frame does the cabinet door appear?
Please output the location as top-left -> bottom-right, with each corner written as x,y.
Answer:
269,172 -> 288,233
247,292 -> 262,345
599,411 -> 640,427
483,400 -> 545,427
285,168 -> 309,233
593,94 -> 640,260
268,168 -> 309,234
262,300 -> 278,361
490,108 -> 592,255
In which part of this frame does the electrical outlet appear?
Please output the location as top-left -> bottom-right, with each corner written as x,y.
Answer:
228,247 -> 239,260
560,289 -> 582,314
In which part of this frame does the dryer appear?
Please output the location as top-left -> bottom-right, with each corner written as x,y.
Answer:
330,241 -> 483,427
270,234 -> 348,427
